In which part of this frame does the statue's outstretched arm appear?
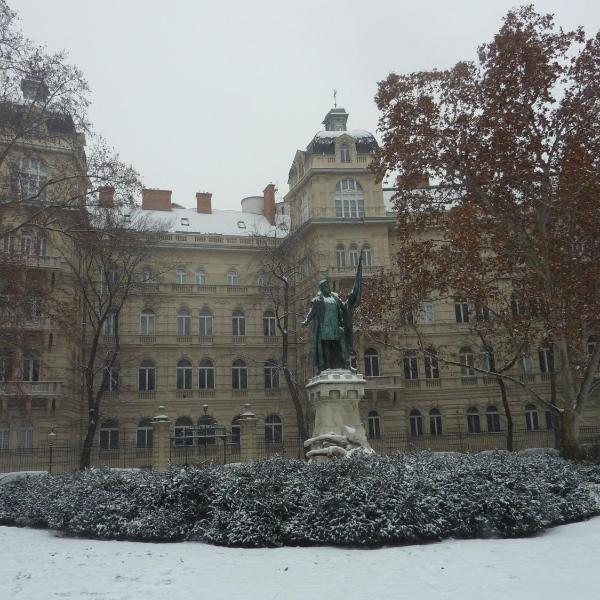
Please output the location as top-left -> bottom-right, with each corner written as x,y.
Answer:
301,300 -> 317,327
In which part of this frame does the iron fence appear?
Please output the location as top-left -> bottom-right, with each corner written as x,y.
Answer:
169,436 -> 241,466
256,437 -> 306,460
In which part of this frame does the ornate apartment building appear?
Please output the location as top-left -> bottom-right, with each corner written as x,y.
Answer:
2,99 -> 599,459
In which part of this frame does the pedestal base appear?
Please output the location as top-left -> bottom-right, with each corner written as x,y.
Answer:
305,369 -> 372,460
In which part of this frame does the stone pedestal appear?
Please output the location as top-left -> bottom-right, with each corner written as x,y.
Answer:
305,369 -> 371,459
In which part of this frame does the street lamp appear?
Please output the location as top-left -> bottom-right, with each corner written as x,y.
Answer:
47,429 -> 57,474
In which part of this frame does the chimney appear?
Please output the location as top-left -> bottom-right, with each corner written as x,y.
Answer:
98,186 -> 114,209
196,192 -> 212,214
263,183 -> 276,225
142,188 -> 172,211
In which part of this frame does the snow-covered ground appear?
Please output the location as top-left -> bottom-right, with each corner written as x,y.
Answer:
1,518 -> 599,599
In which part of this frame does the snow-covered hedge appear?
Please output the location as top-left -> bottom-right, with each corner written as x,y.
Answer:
1,452 -> 599,547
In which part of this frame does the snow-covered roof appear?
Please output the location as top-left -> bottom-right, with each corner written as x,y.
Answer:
138,207 -> 289,237
312,129 -> 375,139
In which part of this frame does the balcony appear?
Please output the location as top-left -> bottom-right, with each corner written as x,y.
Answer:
0,381 -> 62,396
23,255 -> 63,270
328,265 -> 377,279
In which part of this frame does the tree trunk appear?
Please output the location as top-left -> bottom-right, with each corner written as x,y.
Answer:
557,404 -> 580,459
79,385 -> 98,470
497,376 -> 513,451
283,367 -> 308,441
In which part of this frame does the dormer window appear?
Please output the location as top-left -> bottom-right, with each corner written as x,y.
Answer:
180,217 -> 189,226
340,144 -> 351,163
237,221 -> 246,229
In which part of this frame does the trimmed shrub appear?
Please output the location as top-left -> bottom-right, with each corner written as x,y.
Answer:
1,452 -> 599,547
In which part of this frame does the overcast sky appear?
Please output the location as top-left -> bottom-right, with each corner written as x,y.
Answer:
14,0 -> 600,210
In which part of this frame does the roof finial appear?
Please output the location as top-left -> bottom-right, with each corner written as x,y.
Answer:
333,89 -> 337,108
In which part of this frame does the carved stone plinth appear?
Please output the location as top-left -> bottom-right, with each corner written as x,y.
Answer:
305,369 -> 372,461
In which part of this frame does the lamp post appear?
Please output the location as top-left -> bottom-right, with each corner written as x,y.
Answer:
47,429 -> 57,474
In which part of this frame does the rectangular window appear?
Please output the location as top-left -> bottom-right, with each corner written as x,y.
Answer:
199,315 -> 213,336
139,368 -> 155,391
455,300 -> 469,323
100,429 -> 119,450
0,429 -> 9,450
18,427 -> 33,449
140,314 -> 155,336
199,367 -> 214,389
419,301 -> 434,324
136,428 -> 153,449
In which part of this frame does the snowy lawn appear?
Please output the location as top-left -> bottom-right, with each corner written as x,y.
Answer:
1,517 -> 599,600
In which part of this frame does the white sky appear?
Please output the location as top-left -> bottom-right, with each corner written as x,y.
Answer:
14,0 -> 600,210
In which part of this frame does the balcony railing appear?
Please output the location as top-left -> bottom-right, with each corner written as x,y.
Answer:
0,381 -> 62,396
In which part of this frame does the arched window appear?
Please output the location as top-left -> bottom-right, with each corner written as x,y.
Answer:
336,243 -> 346,268
364,348 -> 380,377
199,307 -> 213,337
141,266 -> 153,283
300,191 -> 310,223
101,363 -> 119,392
227,270 -> 238,285
404,350 -> 419,380
459,346 -> 475,377
99,419 -> 119,450
20,230 -> 32,255
265,414 -> 282,443
429,408 -> 443,435
198,358 -> 214,389
424,348 -> 439,379
335,178 -> 364,218
539,346 -> 554,373
368,410 -> 381,439
348,244 -> 359,267
232,309 -> 245,336
176,358 -> 192,390
175,268 -> 187,284
264,359 -> 279,389
140,309 -> 155,336
136,418 -> 153,449
174,416 -> 193,447
486,406 -> 501,432
257,270 -> 268,287
35,232 -> 47,257
481,346 -> 495,372
196,269 -> 206,285
17,156 -> 47,199
21,353 -> 40,382
467,407 -> 481,433
232,359 -> 247,389
197,415 -> 216,446
361,244 -> 372,267
177,307 -> 191,336
522,353 -> 534,374
263,310 -> 276,337
138,359 -> 156,391
340,143 -> 351,163
510,292 -> 522,317
455,298 -> 469,323
409,409 -> 423,437
525,404 -> 539,431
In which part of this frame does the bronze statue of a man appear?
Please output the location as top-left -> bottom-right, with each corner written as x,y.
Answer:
302,255 -> 362,373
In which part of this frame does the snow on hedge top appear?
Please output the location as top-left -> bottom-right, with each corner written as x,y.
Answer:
140,207 -> 289,237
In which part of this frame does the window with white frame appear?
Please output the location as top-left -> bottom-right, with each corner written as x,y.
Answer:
455,298 -> 469,323
522,353 -> 534,374
140,309 -> 155,336
21,354 -> 40,382
232,309 -> 245,336
368,410 -> 381,439
403,350 -> 419,380
196,269 -> 206,285
136,419 -> 153,449
176,308 -> 191,336
198,358 -> 214,389
138,359 -> 156,391
264,359 -> 279,389
199,308 -> 213,337
101,364 -> 119,392
18,425 -> 33,449
424,348 -> 440,379
419,300 -> 434,324
20,230 -> 32,254
17,157 -> 47,200
481,347 -> 495,372
459,346 -> 475,377
340,143 -> 351,163
227,270 -> 238,285
257,271 -> 268,287
232,359 -> 247,389
104,311 -> 118,336
231,416 -> 241,445
467,407 -> 481,433
364,348 -> 380,377
361,244 -> 372,266
176,358 -> 192,390
486,406 -> 501,432
265,414 -> 282,443
35,233 -> 47,257
0,427 -> 8,450
429,409 -> 443,435
336,244 -> 346,268
348,244 -> 359,267
539,347 -> 553,373
409,409 -> 423,436
299,191 -> 310,224
99,419 -> 119,449
335,179 -> 364,218
2,234 -> 16,254
263,311 -> 276,337
510,292 -> 522,317
176,268 -> 187,284
525,404 -> 539,431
